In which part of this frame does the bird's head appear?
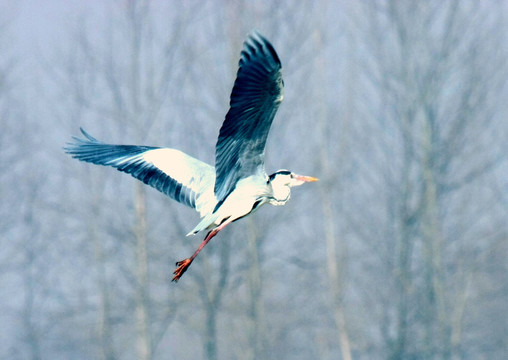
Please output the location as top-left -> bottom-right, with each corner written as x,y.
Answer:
269,170 -> 319,187
267,170 -> 318,205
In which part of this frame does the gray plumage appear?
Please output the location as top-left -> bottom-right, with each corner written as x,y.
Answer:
214,31 -> 283,207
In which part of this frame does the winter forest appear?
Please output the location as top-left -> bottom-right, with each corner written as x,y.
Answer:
1,1 -> 507,359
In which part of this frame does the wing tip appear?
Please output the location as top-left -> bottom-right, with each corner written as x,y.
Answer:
63,127 -> 101,156
79,127 -> 99,142
242,30 -> 281,69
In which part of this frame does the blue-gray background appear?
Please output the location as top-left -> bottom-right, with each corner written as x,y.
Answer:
1,1 -> 507,359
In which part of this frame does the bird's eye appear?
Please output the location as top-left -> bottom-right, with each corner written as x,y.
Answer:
290,174 -> 294,179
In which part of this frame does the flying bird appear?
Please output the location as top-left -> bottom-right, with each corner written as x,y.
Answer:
65,32 -> 318,282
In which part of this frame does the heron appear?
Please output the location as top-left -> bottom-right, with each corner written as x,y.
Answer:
65,32 -> 318,282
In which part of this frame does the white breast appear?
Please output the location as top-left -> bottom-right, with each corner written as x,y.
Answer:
214,176 -> 268,222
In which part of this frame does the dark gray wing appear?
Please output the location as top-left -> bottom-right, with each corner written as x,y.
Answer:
214,31 -> 284,206
65,128 -> 216,216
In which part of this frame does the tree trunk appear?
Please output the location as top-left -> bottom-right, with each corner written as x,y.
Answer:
322,194 -> 352,360
314,23 -> 353,359
246,217 -> 267,359
22,186 -> 42,360
91,188 -> 116,360
204,307 -> 217,360
421,115 -> 450,358
135,183 -> 151,360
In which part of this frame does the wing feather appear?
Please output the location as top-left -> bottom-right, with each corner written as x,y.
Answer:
214,31 -> 284,206
65,129 -> 216,216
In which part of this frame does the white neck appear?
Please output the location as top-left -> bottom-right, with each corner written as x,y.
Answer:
269,181 -> 291,206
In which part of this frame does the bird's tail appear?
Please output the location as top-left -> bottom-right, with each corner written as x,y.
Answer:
186,213 -> 219,236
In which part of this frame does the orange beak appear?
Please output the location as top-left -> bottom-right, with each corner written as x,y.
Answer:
294,174 -> 319,182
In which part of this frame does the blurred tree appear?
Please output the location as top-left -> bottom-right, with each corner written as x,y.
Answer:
355,0 -> 508,358
0,9 -> 42,360
2,0 -> 507,359
54,0 -> 197,358
313,18 -> 354,360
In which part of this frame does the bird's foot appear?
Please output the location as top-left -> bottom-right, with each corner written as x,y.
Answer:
172,258 -> 193,282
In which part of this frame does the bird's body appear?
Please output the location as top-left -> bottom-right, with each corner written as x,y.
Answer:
65,32 -> 317,281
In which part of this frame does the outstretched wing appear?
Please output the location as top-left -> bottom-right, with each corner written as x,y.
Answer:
214,31 -> 284,206
65,128 -> 216,217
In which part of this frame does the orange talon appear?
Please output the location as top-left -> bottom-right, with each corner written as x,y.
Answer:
172,258 -> 193,282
